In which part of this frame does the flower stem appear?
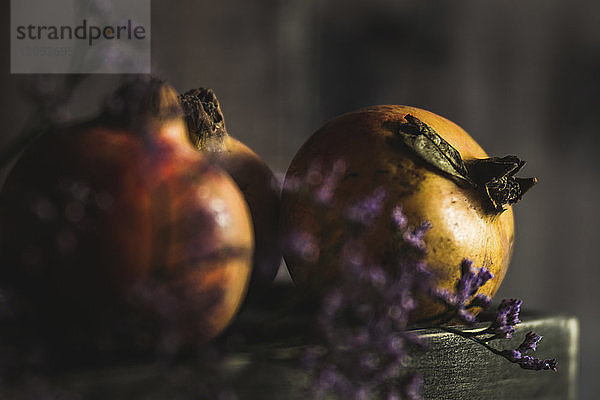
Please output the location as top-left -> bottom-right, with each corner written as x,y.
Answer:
438,325 -> 513,361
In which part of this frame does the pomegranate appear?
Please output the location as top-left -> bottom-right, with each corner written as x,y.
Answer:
0,78 -> 253,363
280,105 -> 536,321
180,88 -> 281,297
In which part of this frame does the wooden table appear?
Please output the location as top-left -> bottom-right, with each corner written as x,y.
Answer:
0,310 -> 577,400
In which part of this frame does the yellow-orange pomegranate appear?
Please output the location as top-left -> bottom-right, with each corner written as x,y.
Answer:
280,105 -> 535,321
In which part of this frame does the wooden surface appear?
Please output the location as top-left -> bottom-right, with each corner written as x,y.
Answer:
407,314 -> 578,400
0,311 -> 577,400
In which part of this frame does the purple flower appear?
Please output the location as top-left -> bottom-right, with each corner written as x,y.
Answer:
402,373 -> 424,400
392,206 -> 408,229
284,230 -> 320,263
298,170 -> 557,400
315,160 -> 346,204
518,331 -> 542,353
321,288 -> 344,319
402,222 -> 432,253
367,266 -> 388,288
501,349 -> 522,362
282,158 -> 342,196
517,356 -> 558,371
346,188 -> 386,225
472,266 -> 494,295
392,205 -> 431,253
456,260 -> 494,300
485,298 -> 522,339
496,330 -> 556,371
304,202 -> 431,399
456,308 -> 477,324
455,299 -> 559,372
430,259 -> 494,324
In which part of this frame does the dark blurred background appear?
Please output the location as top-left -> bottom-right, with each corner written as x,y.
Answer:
1,0 -> 598,397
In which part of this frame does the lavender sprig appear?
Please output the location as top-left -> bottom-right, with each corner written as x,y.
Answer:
392,205 -> 432,254
295,182 -> 429,399
287,159 -> 558,400
439,296 -> 557,372
518,331 -> 542,353
346,187 -> 387,226
419,238 -> 557,372
483,298 -> 523,339
306,233 -> 428,399
514,355 -> 558,371
430,259 -> 494,324
499,331 -> 557,371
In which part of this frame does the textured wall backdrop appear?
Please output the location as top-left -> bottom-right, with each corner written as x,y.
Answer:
1,0 -> 598,397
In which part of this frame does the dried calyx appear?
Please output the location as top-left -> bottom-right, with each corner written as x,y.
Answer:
394,115 -> 537,213
179,88 -> 228,152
